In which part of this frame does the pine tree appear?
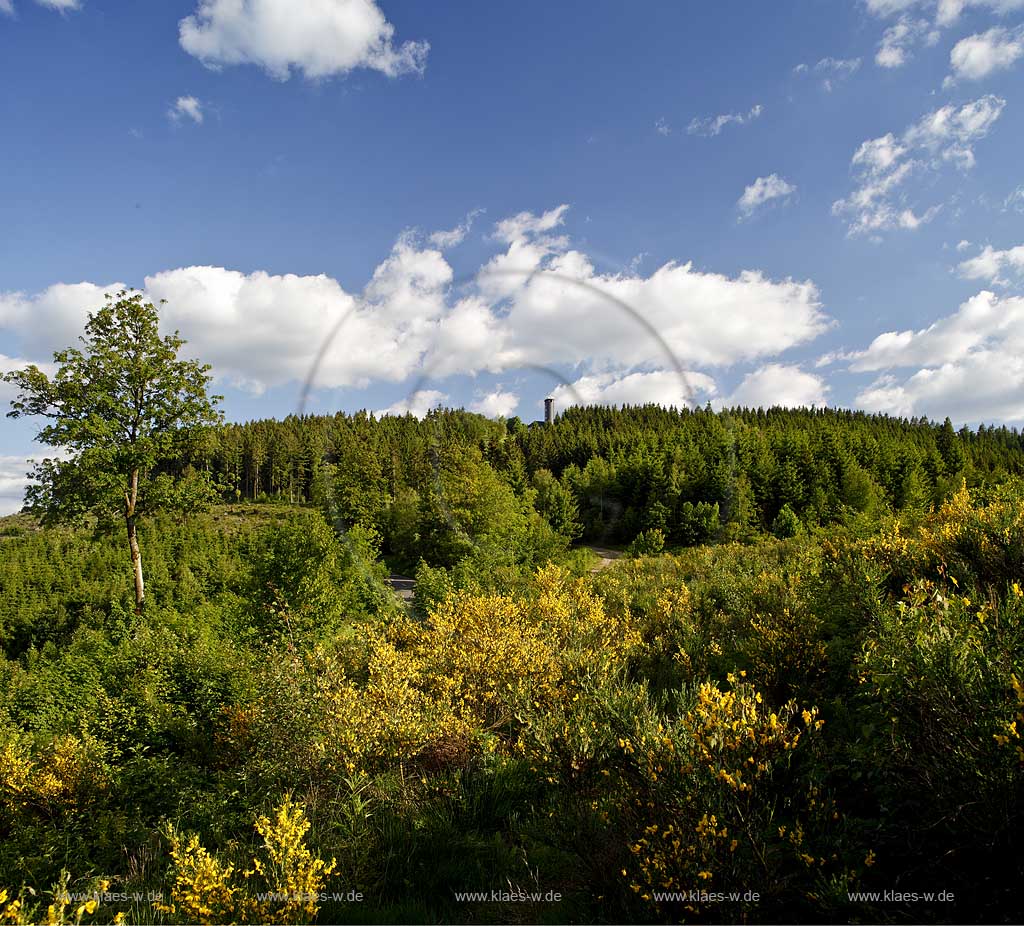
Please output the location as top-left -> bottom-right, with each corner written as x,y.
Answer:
937,417 -> 966,476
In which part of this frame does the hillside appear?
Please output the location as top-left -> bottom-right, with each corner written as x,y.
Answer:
0,408 -> 1022,924
173,404 -> 1024,560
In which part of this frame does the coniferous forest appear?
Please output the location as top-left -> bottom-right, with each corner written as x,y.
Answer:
1,297 -> 1023,925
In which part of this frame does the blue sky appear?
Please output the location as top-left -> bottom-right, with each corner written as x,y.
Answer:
2,0 -> 1024,509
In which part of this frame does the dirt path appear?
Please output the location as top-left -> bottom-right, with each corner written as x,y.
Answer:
386,546 -> 623,603
387,574 -> 415,602
586,546 -> 624,572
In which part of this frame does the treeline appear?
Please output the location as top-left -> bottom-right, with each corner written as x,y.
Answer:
179,405 -> 1024,560
2,477 -> 1023,924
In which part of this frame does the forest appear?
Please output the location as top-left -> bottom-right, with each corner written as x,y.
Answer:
1,296 -> 1023,924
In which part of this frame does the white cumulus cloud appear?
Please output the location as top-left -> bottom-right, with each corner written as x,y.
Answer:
168,95 -> 204,124
834,288 -> 1024,422
146,236 -> 453,394
471,209 -> 829,375
178,0 -> 429,81
1004,185 -> 1024,212
737,174 -> 797,217
845,290 -> 1024,372
866,1 -> 1023,70
376,389 -> 448,419
855,352 -> 1024,422
864,0 -> 923,14
0,456 -> 32,516
903,93 -> 1005,166
0,207 -> 831,418
468,388 -> 520,419
795,56 -> 862,89
724,363 -> 829,409
0,282 -> 126,358
550,370 -> 717,411
865,0 -> 1024,24
958,243 -> 1024,284
945,26 -> 1024,84
428,208 -> 485,249
2,0 -> 81,14
934,0 -> 1024,24
876,17 -> 938,68
0,447 -> 73,516
492,204 -> 570,245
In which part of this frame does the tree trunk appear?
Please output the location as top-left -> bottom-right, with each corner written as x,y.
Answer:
125,468 -> 145,612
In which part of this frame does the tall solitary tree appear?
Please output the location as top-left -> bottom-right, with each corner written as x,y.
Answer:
3,291 -> 222,611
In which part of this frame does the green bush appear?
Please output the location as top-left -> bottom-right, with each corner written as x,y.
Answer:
772,503 -> 802,538
626,528 -> 665,557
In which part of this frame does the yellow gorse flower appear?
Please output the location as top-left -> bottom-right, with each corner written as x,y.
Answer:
158,797 -> 335,925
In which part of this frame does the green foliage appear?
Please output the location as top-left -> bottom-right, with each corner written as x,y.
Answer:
723,472 -> 757,537
382,485 -> 421,568
2,412 -> 1024,924
412,559 -> 456,616
770,501 -> 802,540
839,461 -> 880,515
3,291 -> 222,526
0,508 -> 289,659
415,445 -> 534,568
626,528 -> 665,557
937,415 -> 966,475
2,291 -> 222,611
772,502 -> 802,538
676,500 -> 720,545
248,511 -> 389,641
531,468 -> 583,541
181,405 -> 1024,559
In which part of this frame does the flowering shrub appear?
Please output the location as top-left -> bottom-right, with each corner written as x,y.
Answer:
993,674 -> 1024,764
613,676 -> 832,914
0,872 -> 116,926
159,831 -> 239,924
248,798 -> 338,924
217,643 -> 466,786
746,602 -> 827,703
0,730 -> 107,821
226,565 -> 643,792
415,593 -> 563,726
865,480 -> 1024,594
851,489 -> 1024,905
159,796 -> 336,925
